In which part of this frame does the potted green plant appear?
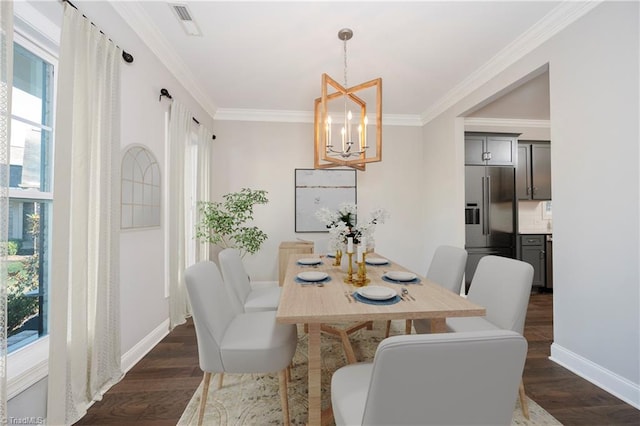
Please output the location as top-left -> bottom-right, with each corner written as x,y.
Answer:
196,188 -> 269,257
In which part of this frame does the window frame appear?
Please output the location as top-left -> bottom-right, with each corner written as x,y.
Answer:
7,30 -> 58,399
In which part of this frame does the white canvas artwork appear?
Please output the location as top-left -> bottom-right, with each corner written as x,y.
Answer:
295,169 -> 357,232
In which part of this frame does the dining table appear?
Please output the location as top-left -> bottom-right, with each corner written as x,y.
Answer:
276,252 -> 486,426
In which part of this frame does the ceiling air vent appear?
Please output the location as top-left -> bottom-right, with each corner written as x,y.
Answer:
169,3 -> 202,36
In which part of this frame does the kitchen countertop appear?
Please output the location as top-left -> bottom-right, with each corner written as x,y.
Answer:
519,231 -> 552,235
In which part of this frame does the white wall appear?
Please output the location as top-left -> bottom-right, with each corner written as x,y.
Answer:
545,2 -> 638,403
423,1 -> 639,407
210,120 -> 428,278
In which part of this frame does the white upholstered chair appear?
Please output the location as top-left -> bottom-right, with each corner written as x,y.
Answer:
218,248 -> 280,313
185,261 -> 297,426
423,245 -> 468,293
331,330 -> 527,426
313,238 -> 329,256
386,245 -> 468,337
415,255 -> 534,419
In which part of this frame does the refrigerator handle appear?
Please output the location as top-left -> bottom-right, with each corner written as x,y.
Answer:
486,175 -> 491,235
481,176 -> 487,235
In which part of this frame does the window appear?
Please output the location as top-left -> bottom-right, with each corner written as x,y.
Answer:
7,36 -> 55,354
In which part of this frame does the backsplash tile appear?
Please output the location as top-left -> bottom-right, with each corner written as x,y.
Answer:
519,200 -> 552,234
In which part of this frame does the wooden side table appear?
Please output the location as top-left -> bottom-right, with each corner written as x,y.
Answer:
278,241 -> 313,285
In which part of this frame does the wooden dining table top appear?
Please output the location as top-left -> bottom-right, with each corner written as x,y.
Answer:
276,252 -> 485,325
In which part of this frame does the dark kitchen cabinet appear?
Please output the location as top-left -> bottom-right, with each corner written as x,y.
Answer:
519,234 -> 546,288
517,141 -> 552,200
465,133 -> 518,166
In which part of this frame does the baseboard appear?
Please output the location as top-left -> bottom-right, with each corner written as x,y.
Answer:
550,342 -> 640,409
121,318 -> 170,373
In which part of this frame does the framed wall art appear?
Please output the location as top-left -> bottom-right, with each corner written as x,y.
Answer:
295,168 -> 357,232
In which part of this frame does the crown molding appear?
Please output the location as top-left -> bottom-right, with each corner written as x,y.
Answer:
421,1 -> 603,125
214,108 -> 422,127
110,2 -> 218,119
214,109 -> 313,123
464,117 -> 550,129
383,114 -> 423,127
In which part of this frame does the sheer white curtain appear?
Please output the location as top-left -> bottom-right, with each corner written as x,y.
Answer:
167,101 -> 191,328
195,124 -> 213,262
47,4 -> 122,424
167,101 -> 214,328
0,2 -> 12,423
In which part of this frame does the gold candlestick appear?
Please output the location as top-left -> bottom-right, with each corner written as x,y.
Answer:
344,252 -> 354,283
334,249 -> 342,266
354,252 -> 370,287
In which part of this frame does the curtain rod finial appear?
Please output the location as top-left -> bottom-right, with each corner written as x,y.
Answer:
159,88 -> 172,102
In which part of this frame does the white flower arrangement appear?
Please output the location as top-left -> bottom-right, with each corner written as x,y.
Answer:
315,203 -> 389,252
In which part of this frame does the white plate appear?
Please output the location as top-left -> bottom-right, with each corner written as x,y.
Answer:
384,271 -> 417,281
297,271 -> 328,282
357,286 -> 397,301
298,257 -> 322,265
365,257 -> 388,265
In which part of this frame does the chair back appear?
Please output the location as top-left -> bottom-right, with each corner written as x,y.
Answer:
467,255 -> 534,334
426,245 -> 468,294
184,261 -> 236,373
362,330 -> 527,425
313,238 -> 329,256
218,248 -> 252,313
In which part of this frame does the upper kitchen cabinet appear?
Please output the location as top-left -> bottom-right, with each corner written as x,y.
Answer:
517,141 -> 552,200
464,132 -> 518,166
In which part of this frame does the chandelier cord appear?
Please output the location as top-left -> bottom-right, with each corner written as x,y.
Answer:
343,34 -> 348,140
343,34 -> 348,89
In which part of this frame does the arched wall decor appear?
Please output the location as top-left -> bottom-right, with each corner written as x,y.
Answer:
121,145 -> 161,229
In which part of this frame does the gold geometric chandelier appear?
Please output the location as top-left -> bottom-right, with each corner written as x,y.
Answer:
314,28 -> 382,171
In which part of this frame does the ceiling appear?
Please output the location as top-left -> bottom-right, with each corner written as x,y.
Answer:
31,1 -> 565,123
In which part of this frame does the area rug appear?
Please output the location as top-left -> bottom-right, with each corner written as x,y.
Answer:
178,322 -> 561,425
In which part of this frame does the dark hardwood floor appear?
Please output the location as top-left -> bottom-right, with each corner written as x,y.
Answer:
76,293 -> 640,425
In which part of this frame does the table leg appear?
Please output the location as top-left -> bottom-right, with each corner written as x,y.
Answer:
307,323 -> 322,426
430,318 -> 447,333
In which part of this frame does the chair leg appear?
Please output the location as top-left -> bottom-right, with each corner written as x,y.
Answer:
217,372 -> 224,389
198,372 -> 212,426
519,379 -> 530,420
386,319 -> 413,337
405,319 -> 412,335
384,320 -> 391,338
278,369 -> 291,426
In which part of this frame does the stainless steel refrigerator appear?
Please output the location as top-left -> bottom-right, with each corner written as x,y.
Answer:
464,165 -> 516,292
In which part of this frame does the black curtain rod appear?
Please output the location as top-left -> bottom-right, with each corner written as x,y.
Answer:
159,88 -> 216,140
62,0 -> 134,63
